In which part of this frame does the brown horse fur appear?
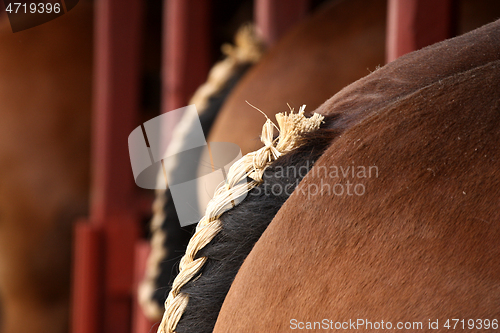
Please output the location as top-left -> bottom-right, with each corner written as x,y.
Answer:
193,0 -> 388,250
207,0 -> 387,154
214,19 -> 500,332
0,4 -> 92,333
208,0 -> 500,155
173,114 -> 342,333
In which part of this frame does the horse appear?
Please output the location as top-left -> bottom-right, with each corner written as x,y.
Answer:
207,0 -> 387,154
0,3 -> 93,333
150,0 -> 500,332
207,0 -> 500,153
213,18 -> 500,332
152,0 -> 500,332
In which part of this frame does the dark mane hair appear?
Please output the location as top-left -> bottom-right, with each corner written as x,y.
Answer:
175,114 -> 343,333
151,62 -> 253,308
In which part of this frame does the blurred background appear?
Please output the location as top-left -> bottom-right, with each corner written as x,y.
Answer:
0,1 -> 499,333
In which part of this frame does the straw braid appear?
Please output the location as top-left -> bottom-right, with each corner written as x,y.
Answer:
157,105 -> 324,333
138,24 -> 265,321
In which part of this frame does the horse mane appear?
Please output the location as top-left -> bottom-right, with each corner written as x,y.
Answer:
172,114 -> 344,333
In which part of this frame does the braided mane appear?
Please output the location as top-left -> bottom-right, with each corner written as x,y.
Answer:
158,107 -> 324,333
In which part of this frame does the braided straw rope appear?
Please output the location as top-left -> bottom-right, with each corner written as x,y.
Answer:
157,105 -> 324,333
139,24 -> 265,321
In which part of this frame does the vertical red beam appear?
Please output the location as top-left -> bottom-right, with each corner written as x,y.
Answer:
132,242 -> 159,333
164,0 -> 211,111
72,0 -> 143,332
255,0 -> 310,47
161,0 -> 211,144
90,0 -> 143,224
92,0 -> 143,330
72,221 -> 102,333
386,0 -> 455,63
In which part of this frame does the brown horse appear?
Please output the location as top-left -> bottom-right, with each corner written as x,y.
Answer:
207,0 -> 500,154
208,0 -> 387,154
0,4 -> 92,333
214,19 -> 500,332
152,1 -> 500,332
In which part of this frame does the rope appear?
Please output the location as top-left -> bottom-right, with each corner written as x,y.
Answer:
157,105 -> 324,333
138,24 -> 265,321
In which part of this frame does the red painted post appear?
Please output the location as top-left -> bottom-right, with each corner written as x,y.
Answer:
386,0 -> 455,63
162,0 -> 212,143
132,241 -> 159,333
164,0 -> 211,111
72,0 -> 144,332
254,0 -> 310,47
159,0 -> 211,148
72,220 -> 102,333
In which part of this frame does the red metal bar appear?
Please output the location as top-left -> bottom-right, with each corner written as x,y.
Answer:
90,0 -> 143,223
71,220 -> 102,333
72,0 -> 144,332
128,1 -> 213,331
164,0 -> 211,112
255,0 -> 310,47
132,242 -> 159,333
103,217 -> 142,333
386,0 -> 455,63
161,0 -> 212,145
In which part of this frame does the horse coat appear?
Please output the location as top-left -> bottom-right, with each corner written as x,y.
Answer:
154,3 -> 500,333
214,18 -> 500,332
